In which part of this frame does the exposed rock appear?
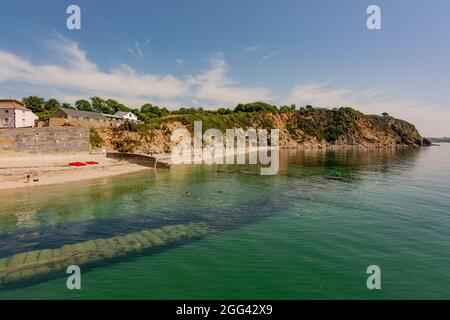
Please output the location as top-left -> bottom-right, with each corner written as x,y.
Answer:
94,108 -> 429,153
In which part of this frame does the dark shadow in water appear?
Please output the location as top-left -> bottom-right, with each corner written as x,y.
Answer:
0,187 -> 291,258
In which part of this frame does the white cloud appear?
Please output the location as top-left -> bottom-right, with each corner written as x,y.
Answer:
175,59 -> 184,67
189,53 -> 274,106
260,50 -> 279,62
0,36 -> 274,109
243,44 -> 261,53
126,38 -> 150,59
0,37 -> 185,102
285,82 -> 450,137
287,82 -> 353,107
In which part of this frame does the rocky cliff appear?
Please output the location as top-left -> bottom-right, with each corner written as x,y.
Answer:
94,107 -> 430,154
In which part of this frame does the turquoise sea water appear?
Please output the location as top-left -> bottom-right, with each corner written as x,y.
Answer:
0,145 -> 449,299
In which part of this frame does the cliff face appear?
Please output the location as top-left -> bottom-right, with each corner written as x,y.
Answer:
95,107 -> 430,154
278,108 -> 429,148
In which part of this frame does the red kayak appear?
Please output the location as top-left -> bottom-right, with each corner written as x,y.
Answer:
86,161 -> 99,165
69,162 -> 87,167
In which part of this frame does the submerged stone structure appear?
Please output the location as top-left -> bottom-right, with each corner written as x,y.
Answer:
0,222 -> 211,286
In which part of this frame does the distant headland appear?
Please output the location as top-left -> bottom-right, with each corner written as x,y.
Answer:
426,137 -> 450,143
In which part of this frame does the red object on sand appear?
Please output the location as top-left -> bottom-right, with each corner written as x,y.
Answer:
69,162 -> 87,167
86,161 -> 99,165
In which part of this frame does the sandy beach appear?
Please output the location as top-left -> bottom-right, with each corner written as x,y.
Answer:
0,154 -> 150,190
0,146 -> 277,191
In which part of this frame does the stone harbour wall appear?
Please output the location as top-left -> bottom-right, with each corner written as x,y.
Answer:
107,152 -> 171,169
0,127 -> 90,156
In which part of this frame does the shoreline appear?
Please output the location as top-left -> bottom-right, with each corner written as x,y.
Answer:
0,144 -> 427,191
0,154 -> 151,191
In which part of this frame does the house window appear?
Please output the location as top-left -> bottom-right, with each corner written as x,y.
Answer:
4,118 -> 9,125
4,110 -> 9,114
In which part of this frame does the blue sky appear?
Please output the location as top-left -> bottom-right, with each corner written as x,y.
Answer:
0,0 -> 449,135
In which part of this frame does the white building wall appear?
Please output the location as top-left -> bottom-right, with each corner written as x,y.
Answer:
124,113 -> 138,121
14,109 -> 38,128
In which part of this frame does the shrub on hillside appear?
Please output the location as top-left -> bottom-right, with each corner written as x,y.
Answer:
89,128 -> 104,148
111,135 -> 139,153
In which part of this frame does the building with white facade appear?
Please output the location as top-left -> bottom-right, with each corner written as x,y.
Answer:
0,99 -> 38,128
114,111 -> 138,122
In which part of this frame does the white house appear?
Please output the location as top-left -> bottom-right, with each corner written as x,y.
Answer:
0,99 -> 38,128
114,111 -> 138,122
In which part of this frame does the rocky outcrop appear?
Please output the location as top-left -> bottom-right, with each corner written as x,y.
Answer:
280,108 -> 430,148
94,107 -> 429,154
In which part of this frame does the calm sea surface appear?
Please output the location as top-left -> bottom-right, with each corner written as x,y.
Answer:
0,145 -> 449,299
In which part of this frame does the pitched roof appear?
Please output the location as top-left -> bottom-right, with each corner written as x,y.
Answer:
54,108 -> 106,120
103,113 -> 123,119
114,111 -> 130,117
0,99 -> 32,111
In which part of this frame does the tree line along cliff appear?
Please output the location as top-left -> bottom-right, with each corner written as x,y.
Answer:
88,103 -> 430,154
17,96 -> 429,152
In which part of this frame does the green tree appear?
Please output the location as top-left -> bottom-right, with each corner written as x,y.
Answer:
234,102 -> 278,113
75,99 -> 93,111
44,98 -> 60,111
141,103 -> 158,114
105,99 -> 130,114
90,97 -> 112,114
61,102 -> 73,109
217,107 -> 232,115
279,105 -> 294,113
141,103 -> 170,117
22,96 -> 45,113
